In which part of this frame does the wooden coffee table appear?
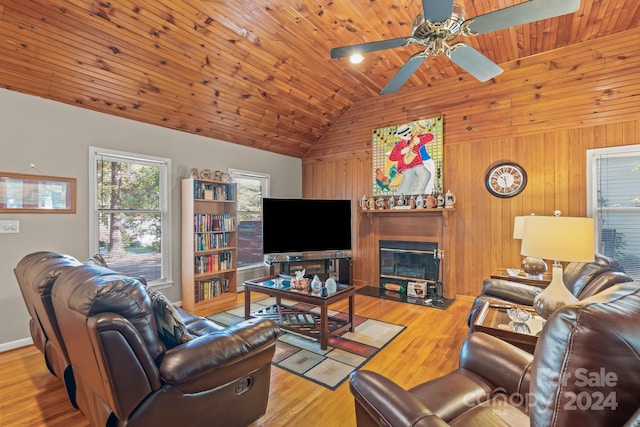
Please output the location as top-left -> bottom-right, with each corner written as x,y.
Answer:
473,301 -> 546,353
243,275 -> 355,350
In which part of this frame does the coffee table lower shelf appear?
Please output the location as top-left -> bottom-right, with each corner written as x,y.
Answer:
250,303 -> 351,344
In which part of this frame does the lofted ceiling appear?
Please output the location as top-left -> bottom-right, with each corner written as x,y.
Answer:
0,0 -> 639,158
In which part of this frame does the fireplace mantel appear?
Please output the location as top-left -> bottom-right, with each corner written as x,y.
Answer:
358,207 -> 456,298
361,208 -> 455,214
361,207 -> 455,225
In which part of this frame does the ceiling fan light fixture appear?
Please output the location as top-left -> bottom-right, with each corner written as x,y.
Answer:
349,53 -> 364,64
331,0 -> 581,94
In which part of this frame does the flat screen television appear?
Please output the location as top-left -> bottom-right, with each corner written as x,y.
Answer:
262,198 -> 352,255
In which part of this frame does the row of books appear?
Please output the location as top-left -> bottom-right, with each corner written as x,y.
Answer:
194,252 -> 233,274
194,213 -> 236,232
194,278 -> 230,302
193,181 -> 233,201
194,233 -> 230,251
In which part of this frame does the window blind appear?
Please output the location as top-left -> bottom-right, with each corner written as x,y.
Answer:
589,146 -> 640,280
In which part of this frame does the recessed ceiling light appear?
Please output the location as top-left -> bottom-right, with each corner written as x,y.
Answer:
349,53 -> 364,64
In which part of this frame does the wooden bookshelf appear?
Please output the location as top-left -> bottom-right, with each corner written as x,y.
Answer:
181,177 -> 237,315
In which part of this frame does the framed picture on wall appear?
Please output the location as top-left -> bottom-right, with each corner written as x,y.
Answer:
0,172 -> 76,213
372,115 -> 444,197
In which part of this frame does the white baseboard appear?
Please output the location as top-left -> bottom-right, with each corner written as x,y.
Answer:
0,337 -> 33,353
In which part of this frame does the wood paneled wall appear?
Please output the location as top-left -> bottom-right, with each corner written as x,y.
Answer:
302,27 -> 640,298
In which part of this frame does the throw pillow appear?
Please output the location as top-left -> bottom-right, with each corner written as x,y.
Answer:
147,288 -> 194,349
84,254 -> 109,267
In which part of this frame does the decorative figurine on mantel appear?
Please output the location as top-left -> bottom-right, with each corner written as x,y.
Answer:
436,189 -> 445,208
426,193 -> 437,208
388,195 -> 395,209
360,195 -> 367,210
445,190 -> 456,208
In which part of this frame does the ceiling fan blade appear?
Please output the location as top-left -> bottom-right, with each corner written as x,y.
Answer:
422,0 -> 454,23
467,0 -> 581,35
448,43 -> 503,82
381,55 -> 427,95
331,37 -> 410,59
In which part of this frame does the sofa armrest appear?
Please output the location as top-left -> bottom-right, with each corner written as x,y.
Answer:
159,318 -> 279,387
459,332 -> 533,397
349,370 -> 450,427
481,278 -> 541,305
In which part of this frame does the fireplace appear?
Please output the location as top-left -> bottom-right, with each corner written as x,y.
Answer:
379,240 -> 439,295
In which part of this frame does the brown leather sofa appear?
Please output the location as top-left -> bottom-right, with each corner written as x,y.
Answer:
14,251 -> 84,407
466,253 -> 633,328
349,282 -> 640,426
16,251 -> 280,427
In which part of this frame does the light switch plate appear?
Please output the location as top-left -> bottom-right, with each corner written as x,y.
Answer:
0,220 -> 19,233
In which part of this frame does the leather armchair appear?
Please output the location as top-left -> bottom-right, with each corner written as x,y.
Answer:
466,253 -> 633,328
14,251 -> 83,408
349,282 -> 640,427
17,253 -> 280,427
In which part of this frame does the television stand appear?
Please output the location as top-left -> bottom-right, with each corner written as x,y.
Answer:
271,253 -> 352,285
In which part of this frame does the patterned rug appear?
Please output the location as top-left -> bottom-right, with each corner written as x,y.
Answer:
208,297 -> 405,390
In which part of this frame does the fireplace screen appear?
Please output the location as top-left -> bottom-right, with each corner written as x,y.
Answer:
379,240 -> 438,290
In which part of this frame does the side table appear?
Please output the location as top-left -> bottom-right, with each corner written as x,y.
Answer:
473,301 -> 545,353
491,268 -> 551,287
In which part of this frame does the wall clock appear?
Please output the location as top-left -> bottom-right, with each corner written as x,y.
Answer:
485,162 -> 527,198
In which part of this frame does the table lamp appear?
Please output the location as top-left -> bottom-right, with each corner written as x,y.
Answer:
513,215 -> 548,278
520,214 -> 594,319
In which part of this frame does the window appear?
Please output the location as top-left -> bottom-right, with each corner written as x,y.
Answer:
587,144 -> 640,280
89,147 -> 172,286
229,169 -> 270,268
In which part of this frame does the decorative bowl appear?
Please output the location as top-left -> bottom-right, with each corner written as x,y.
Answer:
507,308 -> 532,323
506,268 -> 521,277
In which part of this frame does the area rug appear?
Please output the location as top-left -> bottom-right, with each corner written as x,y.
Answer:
208,297 -> 405,390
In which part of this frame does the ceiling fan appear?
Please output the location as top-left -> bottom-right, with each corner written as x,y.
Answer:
330,0 -> 581,94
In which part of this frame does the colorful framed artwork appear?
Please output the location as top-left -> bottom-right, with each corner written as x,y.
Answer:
372,115 -> 444,196
0,172 -> 77,213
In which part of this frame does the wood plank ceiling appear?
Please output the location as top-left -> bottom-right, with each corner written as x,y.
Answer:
0,0 -> 638,158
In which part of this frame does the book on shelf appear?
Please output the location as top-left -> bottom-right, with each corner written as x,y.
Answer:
193,232 -> 230,251
194,252 -> 233,274
193,181 -> 232,201
193,213 -> 236,232
194,278 -> 230,302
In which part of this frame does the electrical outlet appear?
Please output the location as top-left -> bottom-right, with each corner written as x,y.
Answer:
0,220 -> 19,233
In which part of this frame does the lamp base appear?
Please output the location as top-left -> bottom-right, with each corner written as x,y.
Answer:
533,264 -> 579,319
521,256 -> 548,279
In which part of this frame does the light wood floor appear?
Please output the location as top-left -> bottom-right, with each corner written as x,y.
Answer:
0,293 -> 472,427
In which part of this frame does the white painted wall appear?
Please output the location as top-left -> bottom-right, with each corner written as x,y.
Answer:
0,88 -> 302,348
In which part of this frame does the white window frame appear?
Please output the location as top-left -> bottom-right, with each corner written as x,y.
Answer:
89,147 -> 172,287
229,168 -> 270,270
587,144 -> 640,280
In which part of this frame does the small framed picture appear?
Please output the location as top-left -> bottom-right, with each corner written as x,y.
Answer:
407,282 -> 427,298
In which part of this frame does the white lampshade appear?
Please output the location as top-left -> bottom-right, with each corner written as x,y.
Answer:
513,216 -> 526,239
520,216 -> 595,262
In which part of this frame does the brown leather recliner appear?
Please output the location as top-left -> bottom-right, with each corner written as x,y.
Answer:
43,257 -> 279,427
466,253 -> 633,328
350,281 -> 640,426
14,251 -> 84,408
